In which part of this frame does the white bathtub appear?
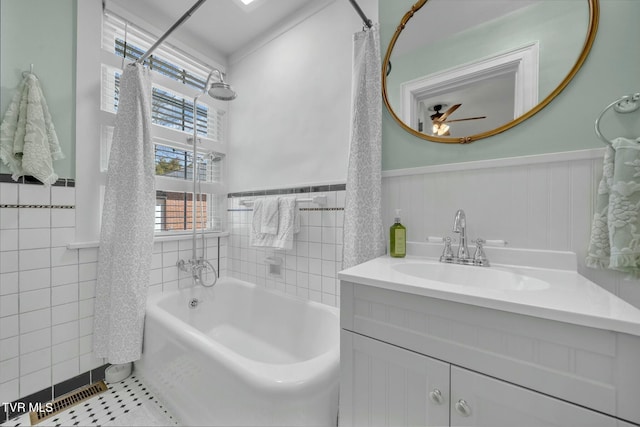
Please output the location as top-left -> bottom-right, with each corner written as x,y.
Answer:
135,277 -> 340,426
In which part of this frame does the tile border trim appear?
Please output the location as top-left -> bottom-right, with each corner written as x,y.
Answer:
0,204 -> 75,209
0,364 -> 109,423
227,183 -> 346,198
0,173 -> 75,187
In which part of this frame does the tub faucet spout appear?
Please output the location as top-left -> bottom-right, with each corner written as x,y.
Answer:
453,209 -> 470,261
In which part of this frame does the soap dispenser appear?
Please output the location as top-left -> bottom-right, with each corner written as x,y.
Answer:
390,209 -> 406,258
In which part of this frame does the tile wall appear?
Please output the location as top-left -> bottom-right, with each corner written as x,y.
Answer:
227,186 -> 345,307
0,179 -> 226,420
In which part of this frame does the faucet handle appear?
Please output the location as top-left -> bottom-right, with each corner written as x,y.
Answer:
473,238 -> 489,266
440,237 -> 455,262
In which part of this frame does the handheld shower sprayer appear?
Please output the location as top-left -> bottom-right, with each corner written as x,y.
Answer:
177,68 -> 236,288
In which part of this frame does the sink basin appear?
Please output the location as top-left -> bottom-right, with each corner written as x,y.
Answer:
392,261 -> 550,291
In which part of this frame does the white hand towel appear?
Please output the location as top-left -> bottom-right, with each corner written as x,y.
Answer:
250,196 -> 300,250
260,196 -> 280,234
273,196 -> 300,250
0,73 -> 64,185
250,198 -> 265,244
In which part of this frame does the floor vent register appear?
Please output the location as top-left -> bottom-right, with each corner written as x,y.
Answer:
29,381 -> 109,425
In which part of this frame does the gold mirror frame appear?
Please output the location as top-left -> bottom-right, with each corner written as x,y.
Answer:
382,0 -> 600,144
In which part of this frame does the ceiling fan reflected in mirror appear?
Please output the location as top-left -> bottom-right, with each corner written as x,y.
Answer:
429,103 -> 487,136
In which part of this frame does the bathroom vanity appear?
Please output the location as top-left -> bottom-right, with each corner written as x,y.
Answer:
338,245 -> 640,426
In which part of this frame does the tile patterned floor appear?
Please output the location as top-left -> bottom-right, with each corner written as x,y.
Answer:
2,375 -> 179,427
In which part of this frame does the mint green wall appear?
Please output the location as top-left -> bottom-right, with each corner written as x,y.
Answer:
0,0 -> 76,179
381,0 -> 640,171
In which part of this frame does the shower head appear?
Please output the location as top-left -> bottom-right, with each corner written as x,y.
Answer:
209,152 -> 225,162
208,81 -> 237,101
202,69 -> 237,101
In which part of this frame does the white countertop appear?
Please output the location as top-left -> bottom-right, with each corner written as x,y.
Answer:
338,252 -> 640,337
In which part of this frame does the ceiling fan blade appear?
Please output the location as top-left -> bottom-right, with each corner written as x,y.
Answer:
437,103 -> 461,122
443,116 -> 487,123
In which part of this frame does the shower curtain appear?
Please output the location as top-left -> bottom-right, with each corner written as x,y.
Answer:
93,63 -> 156,364
343,24 -> 385,269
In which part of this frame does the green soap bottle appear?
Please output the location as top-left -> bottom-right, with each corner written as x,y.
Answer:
390,209 -> 406,258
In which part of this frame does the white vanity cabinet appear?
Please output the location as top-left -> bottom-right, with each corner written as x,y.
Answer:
340,330 -> 450,426
339,280 -> 640,427
449,365 -> 632,427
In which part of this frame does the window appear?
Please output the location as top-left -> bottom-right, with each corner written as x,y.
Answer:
155,191 -> 207,232
97,11 -> 228,234
114,38 -> 207,90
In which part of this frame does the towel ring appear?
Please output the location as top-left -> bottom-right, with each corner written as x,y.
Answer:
594,92 -> 640,145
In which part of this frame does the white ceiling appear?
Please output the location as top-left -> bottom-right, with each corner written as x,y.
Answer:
108,0 -> 321,62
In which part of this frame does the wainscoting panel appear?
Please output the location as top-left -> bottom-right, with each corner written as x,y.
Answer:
381,149 -> 640,310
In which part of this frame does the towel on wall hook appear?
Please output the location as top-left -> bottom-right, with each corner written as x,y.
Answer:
21,63 -> 35,78
0,69 -> 64,185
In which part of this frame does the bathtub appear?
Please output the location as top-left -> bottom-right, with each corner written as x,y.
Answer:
135,277 -> 340,426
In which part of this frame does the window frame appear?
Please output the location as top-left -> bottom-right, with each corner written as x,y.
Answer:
75,1 -> 228,243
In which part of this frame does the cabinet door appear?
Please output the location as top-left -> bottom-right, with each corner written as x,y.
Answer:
340,330 -> 449,427
450,366 -> 619,427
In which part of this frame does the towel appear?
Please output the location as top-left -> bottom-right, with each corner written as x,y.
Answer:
260,196 -> 280,234
0,73 -> 64,185
250,196 -> 300,250
586,137 -> 640,275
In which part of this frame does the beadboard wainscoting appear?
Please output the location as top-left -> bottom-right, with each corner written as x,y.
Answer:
381,148 -> 640,310
227,186 -> 346,307
0,180 -> 227,419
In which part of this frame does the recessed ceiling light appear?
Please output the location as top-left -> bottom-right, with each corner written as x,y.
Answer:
233,0 -> 265,12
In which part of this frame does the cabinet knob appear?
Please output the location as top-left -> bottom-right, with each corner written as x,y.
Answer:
428,388 -> 444,405
455,399 -> 472,417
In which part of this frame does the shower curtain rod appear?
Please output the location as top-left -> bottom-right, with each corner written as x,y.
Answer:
137,0 -> 373,64
136,0 -> 207,64
348,0 -> 373,28
135,0 -> 372,64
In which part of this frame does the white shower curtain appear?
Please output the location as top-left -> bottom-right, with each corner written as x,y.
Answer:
93,63 -> 156,364
343,25 -> 385,269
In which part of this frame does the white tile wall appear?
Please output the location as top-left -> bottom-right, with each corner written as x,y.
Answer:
0,182 -> 226,405
227,190 -> 344,307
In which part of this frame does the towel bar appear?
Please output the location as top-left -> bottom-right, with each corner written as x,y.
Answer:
594,92 -> 640,145
239,194 -> 327,207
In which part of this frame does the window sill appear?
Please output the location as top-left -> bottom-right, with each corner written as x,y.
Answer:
67,231 -> 230,249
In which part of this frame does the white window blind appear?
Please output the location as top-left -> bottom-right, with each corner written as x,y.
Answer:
100,11 -> 227,233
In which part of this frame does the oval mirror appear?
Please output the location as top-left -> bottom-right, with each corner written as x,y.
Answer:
382,0 -> 599,144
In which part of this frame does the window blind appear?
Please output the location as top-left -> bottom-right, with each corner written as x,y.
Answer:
101,10 -> 228,233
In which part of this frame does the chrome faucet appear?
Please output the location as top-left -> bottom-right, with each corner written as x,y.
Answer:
452,209 -> 470,261
433,210 -> 502,267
